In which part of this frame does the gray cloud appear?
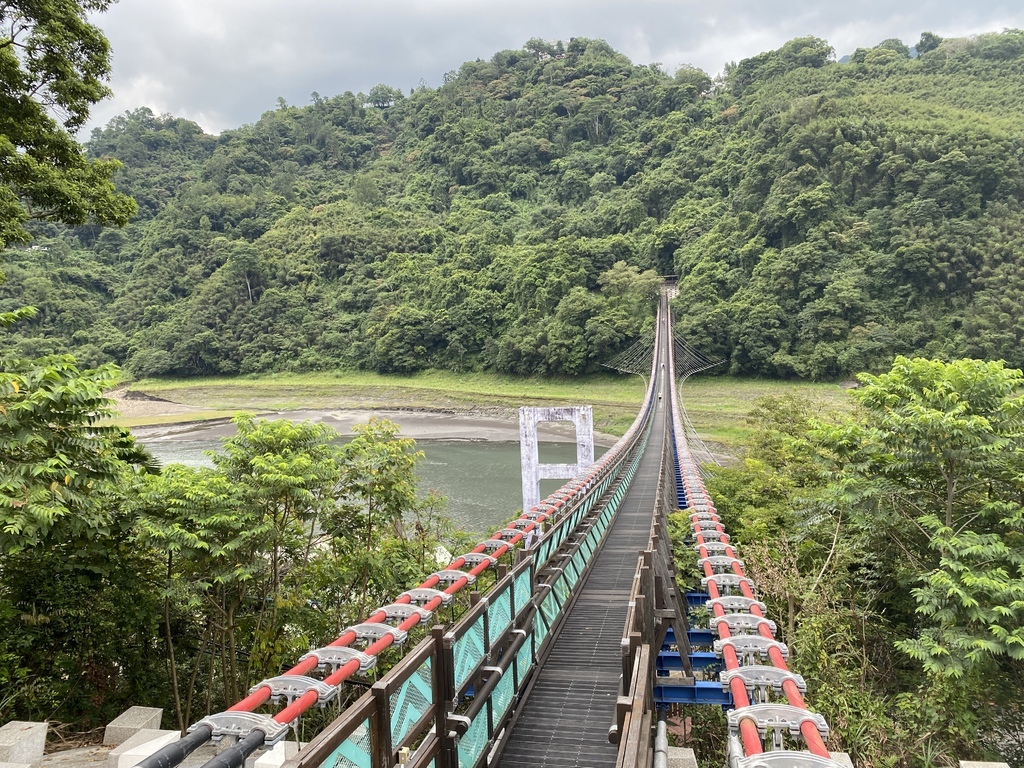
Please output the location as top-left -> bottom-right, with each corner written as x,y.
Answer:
84,0 -> 1024,135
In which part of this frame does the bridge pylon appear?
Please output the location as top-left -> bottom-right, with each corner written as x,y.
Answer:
518,405 -> 595,512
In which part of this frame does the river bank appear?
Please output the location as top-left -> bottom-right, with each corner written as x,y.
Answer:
111,370 -> 852,452
129,406 -> 621,446
116,387 -> 618,448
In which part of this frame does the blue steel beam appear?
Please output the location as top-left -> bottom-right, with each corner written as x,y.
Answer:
655,681 -> 733,706
686,629 -> 714,646
658,651 -> 720,671
685,592 -> 710,608
660,629 -> 713,650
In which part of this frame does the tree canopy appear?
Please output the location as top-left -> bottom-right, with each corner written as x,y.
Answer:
0,0 -> 135,248
8,31 -> 1024,379
706,357 -> 1024,764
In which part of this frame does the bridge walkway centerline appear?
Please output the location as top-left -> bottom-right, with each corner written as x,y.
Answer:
493,340 -> 671,768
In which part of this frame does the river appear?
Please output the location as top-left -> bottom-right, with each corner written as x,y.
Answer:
140,419 -> 608,536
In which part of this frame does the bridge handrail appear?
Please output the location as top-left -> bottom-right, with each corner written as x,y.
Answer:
613,363 -> 685,768
290,383 -> 659,768
611,300 -> 843,765
137,299 -> 668,768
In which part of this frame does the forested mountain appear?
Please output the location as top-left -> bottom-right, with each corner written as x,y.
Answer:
5,31 -> 1024,379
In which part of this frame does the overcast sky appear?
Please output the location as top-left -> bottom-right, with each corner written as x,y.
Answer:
83,0 -> 1024,136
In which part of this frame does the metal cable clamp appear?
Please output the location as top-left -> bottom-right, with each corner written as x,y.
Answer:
714,636 -> 788,665
189,712 -> 290,745
706,596 -> 766,614
346,622 -> 408,646
249,675 -> 337,706
698,555 -> 745,573
720,666 -> 806,703
433,569 -> 477,586
701,573 -> 755,595
300,645 -> 377,673
400,587 -> 453,606
711,614 -> 777,636
375,602 -> 433,624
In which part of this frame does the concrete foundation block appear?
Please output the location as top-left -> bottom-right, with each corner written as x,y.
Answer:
248,742 -> 298,768
960,763 -> 1011,768
665,747 -> 698,768
107,730 -> 179,768
830,754 -> 855,768
0,762 -> 32,768
0,721 -> 47,765
103,708 -> 164,746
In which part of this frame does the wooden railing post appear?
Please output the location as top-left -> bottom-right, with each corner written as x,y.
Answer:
432,626 -> 457,768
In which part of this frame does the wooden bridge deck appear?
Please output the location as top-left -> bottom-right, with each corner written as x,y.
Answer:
495,368 -> 669,768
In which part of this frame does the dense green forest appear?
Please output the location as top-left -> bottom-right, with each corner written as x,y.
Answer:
697,358 -> 1024,766
4,12 -> 1024,765
5,30 -> 1024,379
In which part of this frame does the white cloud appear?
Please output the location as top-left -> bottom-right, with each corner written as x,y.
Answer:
84,0 -> 1024,135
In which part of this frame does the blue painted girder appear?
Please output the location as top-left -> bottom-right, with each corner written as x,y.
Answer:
655,680 -> 733,706
685,592 -> 710,608
658,651 -> 720,671
664,625 -> 715,647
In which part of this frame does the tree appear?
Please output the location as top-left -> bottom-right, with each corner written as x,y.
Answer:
876,38 -> 911,58
0,346 -> 163,727
0,0 -> 136,248
0,353 -> 154,553
916,31 -> 943,55
366,83 -> 403,109
810,357 -> 1024,758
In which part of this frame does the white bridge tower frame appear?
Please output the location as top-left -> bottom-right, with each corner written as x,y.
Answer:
519,405 -> 595,512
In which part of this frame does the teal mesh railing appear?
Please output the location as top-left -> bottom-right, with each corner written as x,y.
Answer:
293,308 -> 660,768
452,613 -> 486,693
487,587 -> 512,646
389,657 -> 433,746
458,711 -> 488,768
317,718 -> 371,768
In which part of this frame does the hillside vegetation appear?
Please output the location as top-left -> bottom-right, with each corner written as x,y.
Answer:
4,32 -> 1024,380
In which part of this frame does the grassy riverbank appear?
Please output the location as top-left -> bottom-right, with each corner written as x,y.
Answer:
121,371 -> 853,449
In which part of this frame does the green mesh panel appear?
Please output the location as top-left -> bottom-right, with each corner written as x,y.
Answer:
572,550 -> 586,578
537,538 -> 552,567
534,607 -> 549,645
581,536 -> 594,557
487,587 -> 512,646
453,614 -> 486,692
554,575 -> 570,606
563,559 -> 578,589
514,570 -> 532,616
457,710 -> 489,768
491,665 -> 515,723
541,588 -> 560,628
389,657 -> 433,747
515,631 -> 533,690
574,547 -> 587,571
319,718 -> 371,768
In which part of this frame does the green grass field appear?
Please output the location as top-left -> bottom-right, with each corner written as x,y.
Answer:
127,371 -> 855,449
676,377 -> 853,446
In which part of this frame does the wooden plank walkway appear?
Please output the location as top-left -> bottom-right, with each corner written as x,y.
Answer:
495,375 -> 668,768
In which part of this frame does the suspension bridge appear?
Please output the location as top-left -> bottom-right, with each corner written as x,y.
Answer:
131,290 -> 846,768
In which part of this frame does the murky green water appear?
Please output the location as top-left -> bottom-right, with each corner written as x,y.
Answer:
141,438 -> 605,536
